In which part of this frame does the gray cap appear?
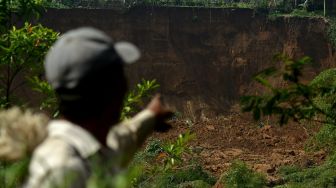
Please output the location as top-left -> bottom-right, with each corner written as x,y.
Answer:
45,27 -> 140,91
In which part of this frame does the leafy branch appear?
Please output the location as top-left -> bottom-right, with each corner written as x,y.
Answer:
29,76 -> 59,117
240,54 -> 336,126
162,130 -> 195,170
121,79 -> 159,120
0,23 -> 58,108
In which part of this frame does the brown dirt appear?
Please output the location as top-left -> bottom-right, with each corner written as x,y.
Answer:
151,104 -> 327,184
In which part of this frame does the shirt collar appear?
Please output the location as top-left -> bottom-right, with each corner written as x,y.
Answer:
47,120 -> 101,158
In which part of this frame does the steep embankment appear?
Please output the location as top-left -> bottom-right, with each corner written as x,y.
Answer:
34,7 -> 334,184
39,7 -> 335,119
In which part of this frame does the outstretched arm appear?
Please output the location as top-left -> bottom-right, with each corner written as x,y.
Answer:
106,95 -> 171,167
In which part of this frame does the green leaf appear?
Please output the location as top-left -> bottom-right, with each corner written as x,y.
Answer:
254,75 -> 273,89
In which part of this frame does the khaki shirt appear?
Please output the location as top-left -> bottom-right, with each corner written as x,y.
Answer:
24,110 -> 155,188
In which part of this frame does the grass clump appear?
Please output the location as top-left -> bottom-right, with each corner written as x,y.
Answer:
277,153 -> 336,188
306,124 -> 336,152
223,161 -> 267,188
130,133 -> 216,188
135,165 -> 216,188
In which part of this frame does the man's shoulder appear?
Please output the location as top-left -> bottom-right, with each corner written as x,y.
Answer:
32,137 -> 79,168
26,137 -> 89,188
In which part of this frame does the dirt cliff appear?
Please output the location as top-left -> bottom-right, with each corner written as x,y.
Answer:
38,7 -> 335,119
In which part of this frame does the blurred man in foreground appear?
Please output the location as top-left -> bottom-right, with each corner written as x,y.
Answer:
24,27 -> 170,188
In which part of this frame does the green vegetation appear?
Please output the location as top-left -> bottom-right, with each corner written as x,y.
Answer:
227,3 -> 336,181
309,68 -> 336,122
0,2 -> 56,185
2,0 -> 336,187
43,0 -> 333,18
30,76 -> 59,116
275,152 -> 336,187
81,131 -> 215,188
268,9 -> 324,19
129,0 -> 330,16
130,0 -> 258,8
0,2 -> 209,186
161,130 -> 195,170
307,123 -> 336,152
241,55 -> 336,125
134,165 -> 215,188
43,0 -> 266,9
0,1 -> 177,188
0,0 -> 44,32
31,77 -> 160,118
128,132 -> 216,188
240,55 -> 336,187
0,23 -> 58,109
0,0 -> 54,109
121,79 -> 160,120
223,161 -> 267,188
0,158 -> 30,188
273,67 -> 336,187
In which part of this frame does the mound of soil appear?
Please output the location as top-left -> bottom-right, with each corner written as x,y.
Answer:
152,104 -> 326,184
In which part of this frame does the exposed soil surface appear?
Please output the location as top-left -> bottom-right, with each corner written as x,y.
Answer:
38,8 -> 334,119
151,104 -> 327,185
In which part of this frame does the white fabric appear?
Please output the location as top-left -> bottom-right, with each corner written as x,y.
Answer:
24,109 -> 155,188
47,120 -> 101,158
114,41 -> 141,64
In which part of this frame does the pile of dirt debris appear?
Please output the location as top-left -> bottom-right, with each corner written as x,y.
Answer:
152,104 -> 326,184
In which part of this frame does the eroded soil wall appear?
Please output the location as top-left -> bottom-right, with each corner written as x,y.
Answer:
39,7 -> 335,120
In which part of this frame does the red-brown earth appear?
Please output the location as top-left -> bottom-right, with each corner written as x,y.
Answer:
151,104 -> 326,185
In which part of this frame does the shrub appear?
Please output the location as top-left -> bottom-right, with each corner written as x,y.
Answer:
134,165 -> 215,188
129,131 -> 216,188
30,76 -> 59,117
121,79 -> 159,120
304,68 -> 336,152
240,55 -> 336,187
241,55 -> 336,126
307,124 -> 336,152
162,131 -> 195,170
223,161 -> 267,188
310,68 -> 336,115
0,158 -> 30,187
0,23 -> 58,108
277,152 -> 336,187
